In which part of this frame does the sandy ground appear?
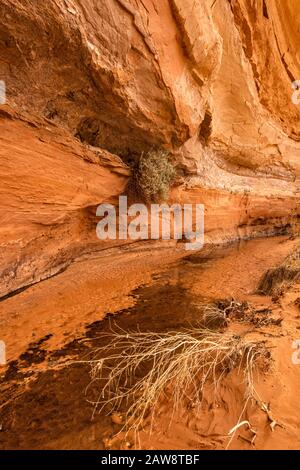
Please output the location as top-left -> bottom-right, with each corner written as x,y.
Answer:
1,235 -> 300,450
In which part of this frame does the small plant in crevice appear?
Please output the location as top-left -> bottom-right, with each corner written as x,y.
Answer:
135,149 -> 176,203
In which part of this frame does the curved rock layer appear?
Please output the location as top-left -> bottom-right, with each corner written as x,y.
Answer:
0,0 -> 300,296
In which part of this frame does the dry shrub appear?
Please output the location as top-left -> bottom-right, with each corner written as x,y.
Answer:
83,325 -> 269,441
136,149 -> 176,203
198,298 -> 281,328
197,299 -> 250,328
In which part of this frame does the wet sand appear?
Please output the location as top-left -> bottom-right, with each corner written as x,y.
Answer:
1,235 -> 300,449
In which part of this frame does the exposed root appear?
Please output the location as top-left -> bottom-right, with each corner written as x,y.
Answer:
229,421 -> 257,447
82,324 -> 270,446
260,402 -> 284,432
195,302 -> 229,328
195,298 -> 251,328
197,298 -> 279,329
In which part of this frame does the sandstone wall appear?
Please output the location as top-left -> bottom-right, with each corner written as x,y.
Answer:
1,0 -> 300,296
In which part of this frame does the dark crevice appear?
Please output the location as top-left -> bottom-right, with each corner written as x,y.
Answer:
263,1 -> 269,19
281,53 -> 296,83
75,117 -> 101,147
198,111 -> 212,145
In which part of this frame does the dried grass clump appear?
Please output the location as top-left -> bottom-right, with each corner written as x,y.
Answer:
136,149 -> 176,203
257,246 -> 300,296
83,325 -> 268,439
197,299 -> 249,328
197,302 -> 229,328
198,299 -> 280,328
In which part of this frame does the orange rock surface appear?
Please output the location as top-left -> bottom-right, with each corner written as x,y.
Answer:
1,0 -> 300,295
1,1 -> 300,451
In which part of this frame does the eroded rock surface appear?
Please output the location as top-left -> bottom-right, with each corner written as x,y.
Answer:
1,0 -> 300,295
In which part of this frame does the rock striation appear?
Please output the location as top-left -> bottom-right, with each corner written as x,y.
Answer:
0,0 -> 300,296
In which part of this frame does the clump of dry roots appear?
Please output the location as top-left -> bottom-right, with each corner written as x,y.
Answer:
199,298 -> 280,328
83,324 -> 269,445
198,298 -> 249,328
257,246 -> 300,297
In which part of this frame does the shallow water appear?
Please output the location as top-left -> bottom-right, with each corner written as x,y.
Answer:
1,236 -> 291,377
0,235 -> 298,449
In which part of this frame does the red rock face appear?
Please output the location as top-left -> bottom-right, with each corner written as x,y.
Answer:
0,0 -> 300,295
